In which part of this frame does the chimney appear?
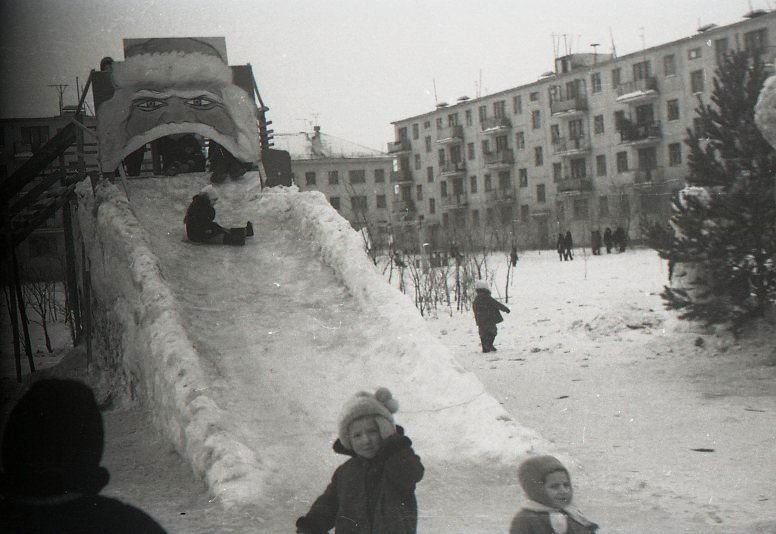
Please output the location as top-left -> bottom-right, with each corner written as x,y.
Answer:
311,125 -> 325,157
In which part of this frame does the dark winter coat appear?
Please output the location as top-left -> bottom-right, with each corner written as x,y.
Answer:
509,509 -> 598,534
473,290 -> 510,328
296,427 -> 424,534
184,194 -> 224,242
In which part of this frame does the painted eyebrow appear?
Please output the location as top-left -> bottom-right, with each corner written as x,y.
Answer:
132,89 -> 223,100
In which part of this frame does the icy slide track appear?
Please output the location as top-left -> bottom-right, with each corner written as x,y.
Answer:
75,172 -> 546,511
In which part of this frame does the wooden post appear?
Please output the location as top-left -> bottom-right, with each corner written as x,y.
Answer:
82,243 -> 92,369
11,245 -> 34,373
61,193 -> 82,340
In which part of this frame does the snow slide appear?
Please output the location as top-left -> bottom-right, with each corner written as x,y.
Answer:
75,173 -> 546,512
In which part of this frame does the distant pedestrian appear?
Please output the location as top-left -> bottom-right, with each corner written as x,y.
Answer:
473,280 -> 510,353
563,231 -> 574,261
591,230 -> 602,255
614,226 -> 627,253
510,245 -> 519,267
509,455 -> 599,534
295,388 -> 424,534
603,227 -> 613,254
393,251 -> 406,268
184,185 -> 253,246
556,233 -> 565,262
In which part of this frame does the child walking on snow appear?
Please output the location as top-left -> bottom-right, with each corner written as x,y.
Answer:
510,455 -> 598,534
473,279 -> 510,353
296,388 -> 424,534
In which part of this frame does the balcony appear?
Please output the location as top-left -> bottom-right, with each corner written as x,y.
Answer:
440,160 -> 466,176
480,116 -> 512,133
620,120 -> 662,144
441,192 -> 469,209
550,94 -> 588,116
392,199 -> 416,215
390,168 -> 414,183
435,124 -> 464,144
484,148 -> 515,168
387,138 -> 411,154
557,177 -> 593,195
633,166 -> 667,187
616,77 -> 659,103
485,188 -> 516,203
551,135 -> 591,156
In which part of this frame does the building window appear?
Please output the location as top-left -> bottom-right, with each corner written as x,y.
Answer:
349,169 -> 366,183
688,47 -> 701,60
537,183 -> 546,203
427,166 -> 434,182
591,72 -> 602,93
423,120 -> 430,129
690,70 -> 704,93
663,54 -> 676,76
498,171 -> 512,190
534,146 -> 544,166
529,91 -> 539,102
472,209 -> 480,226
20,125 -> 49,149
328,170 -> 339,185
414,154 -> 421,170
519,168 -> 528,187
620,195 -> 630,218
374,168 -> 385,183
531,110 -> 541,129
667,99 -> 680,121
416,184 -> 423,200
515,131 -> 525,149
470,175 -> 478,194
596,154 -> 607,176
438,148 -> 446,165
436,117 -> 443,129
513,95 -> 522,114
440,181 -> 448,197
329,196 -> 340,210
494,100 -> 506,117
425,136 -> 432,152
744,28 -> 768,56
599,195 -> 609,217
616,151 -> 629,173
553,162 -> 562,182
478,105 -> 487,122
614,110 -> 625,132
668,142 -> 682,166
448,112 -> 458,126
305,171 -> 316,186
633,60 -> 651,81
376,194 -> 387,208
351,195 -> 367,212
573,198 -> 589,219
484,174 -> 492,192
429,197 -> 436,214
465,109 -> 472,125
520,204 -> 530,222
467,142 -> 475,160
593,114 -> 604,134
611,67 -> 621,88
714,38 -> 729,65
412,123 -> 419,140
481,139 -> 490,155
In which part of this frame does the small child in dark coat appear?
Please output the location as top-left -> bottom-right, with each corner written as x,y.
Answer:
510,455 -> 598,534
296,388 -> 424,534
472,280 -> 510,353
183,185 -> 253,246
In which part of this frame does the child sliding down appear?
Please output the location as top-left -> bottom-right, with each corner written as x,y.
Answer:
296,387 -> 424,534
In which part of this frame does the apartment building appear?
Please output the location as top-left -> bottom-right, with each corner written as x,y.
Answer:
388,10 -> 776,251
273,126 -> 395,249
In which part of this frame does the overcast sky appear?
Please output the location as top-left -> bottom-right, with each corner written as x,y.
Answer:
0,0 -> 764,150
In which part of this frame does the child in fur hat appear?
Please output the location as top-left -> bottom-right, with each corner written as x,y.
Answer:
473,279 -> 510,353
510,455 -> 598,534
296,388 -> 424,534
183,185 -> 253,245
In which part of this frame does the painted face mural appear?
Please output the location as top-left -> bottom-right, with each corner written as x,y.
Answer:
95,37 -> 260,172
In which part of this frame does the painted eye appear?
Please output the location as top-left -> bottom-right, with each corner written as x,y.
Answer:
133,98 -> 167,111
186,96 -> 218,110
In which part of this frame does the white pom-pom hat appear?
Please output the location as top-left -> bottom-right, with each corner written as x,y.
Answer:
338,387 -> 399,450
475,280 -> 490,290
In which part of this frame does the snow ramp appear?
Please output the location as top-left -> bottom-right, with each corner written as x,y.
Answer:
75,173 -> 546,516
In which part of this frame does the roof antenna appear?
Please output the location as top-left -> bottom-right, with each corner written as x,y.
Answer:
608,27 -> 618,58
432,78 -> 438,104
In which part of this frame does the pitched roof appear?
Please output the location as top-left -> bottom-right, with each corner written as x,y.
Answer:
272,129 -> 387,160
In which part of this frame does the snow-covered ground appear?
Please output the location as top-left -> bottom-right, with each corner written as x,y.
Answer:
2,174 -> 775,533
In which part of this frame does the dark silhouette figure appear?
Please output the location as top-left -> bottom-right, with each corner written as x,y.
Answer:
614,226 -> 627,253
184,186 -> 252,246
556,233 -> 565,262
209,141 -> 246,183
563,231 -> 574,261
591,230 -> 602,255
603,227 -> 613,254
473,280 -> 510,353
510,245 -> 518,267
0,379 -> 167,533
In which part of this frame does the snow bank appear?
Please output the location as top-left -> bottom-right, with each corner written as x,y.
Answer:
74,179 -> 266,505
257,187 -> 547,462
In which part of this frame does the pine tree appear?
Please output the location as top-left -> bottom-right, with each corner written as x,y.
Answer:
652,50 -> 776,331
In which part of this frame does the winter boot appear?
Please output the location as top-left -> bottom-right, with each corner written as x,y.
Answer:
223,227 -> 246,246
246,221 -> 254,237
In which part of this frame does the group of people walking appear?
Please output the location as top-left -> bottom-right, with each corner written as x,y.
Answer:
558,226 -> 628,259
